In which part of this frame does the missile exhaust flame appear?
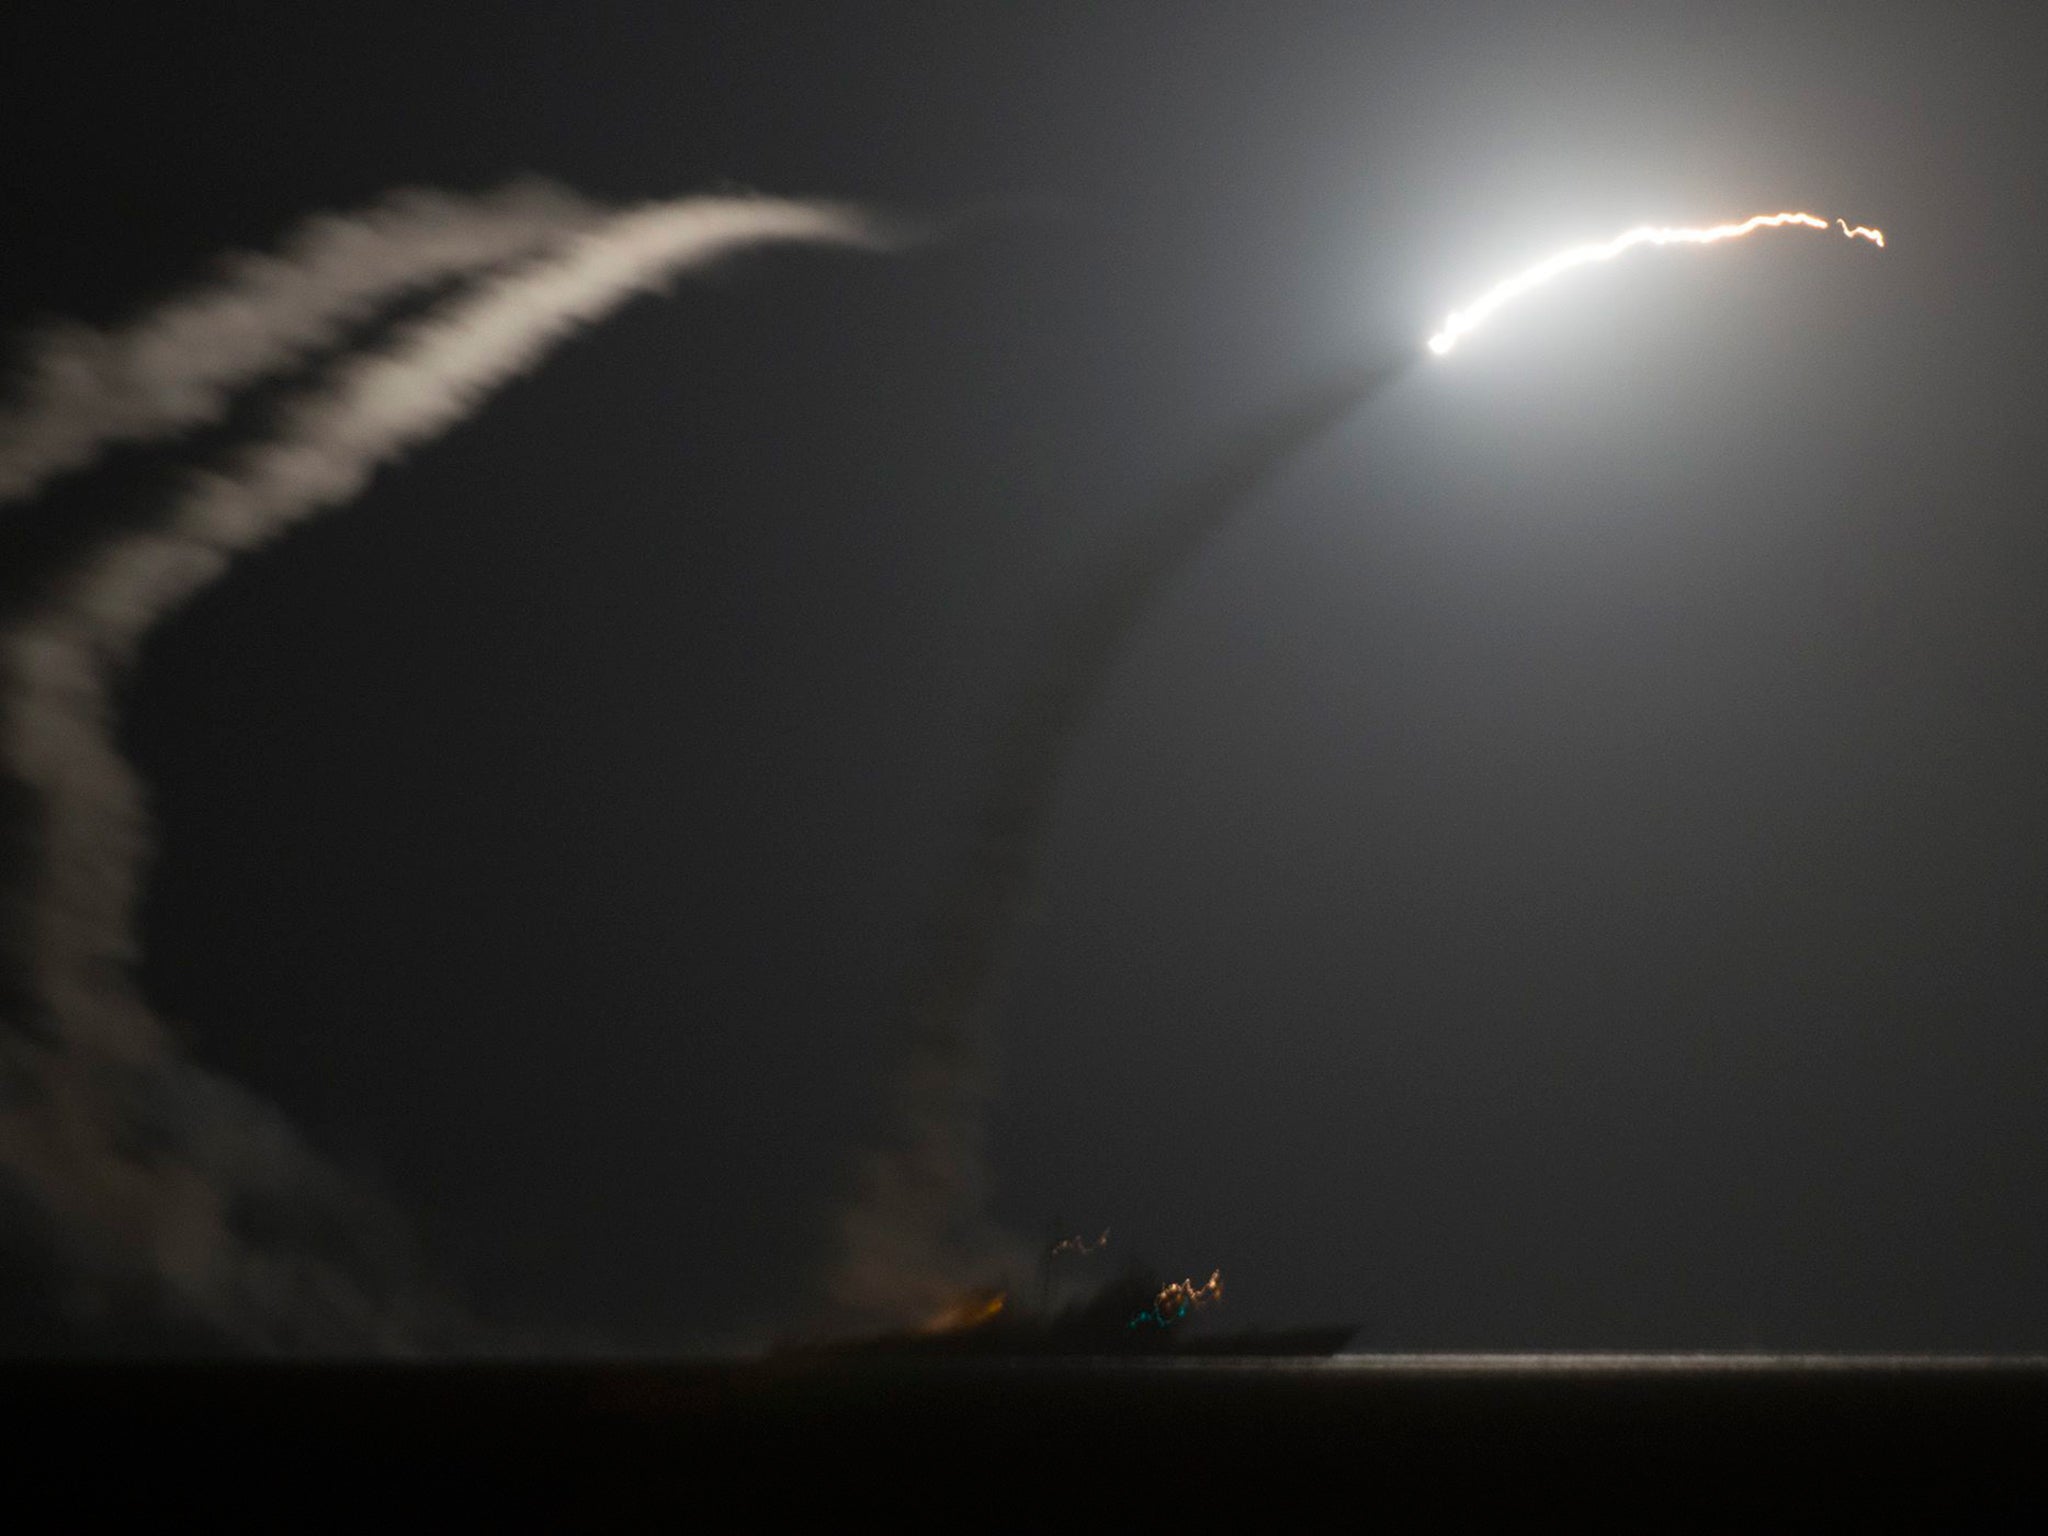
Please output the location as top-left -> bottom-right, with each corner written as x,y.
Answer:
1426,209 -> 1885,356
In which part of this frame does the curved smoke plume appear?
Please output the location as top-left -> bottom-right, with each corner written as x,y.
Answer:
0,182 -> 602,508
0,190 -> 897,1350
830,356 -> 1410,1329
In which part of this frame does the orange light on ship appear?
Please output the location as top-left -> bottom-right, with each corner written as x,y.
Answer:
1131,1268 -> 1225,1329
1155,1269 -> 1224,1317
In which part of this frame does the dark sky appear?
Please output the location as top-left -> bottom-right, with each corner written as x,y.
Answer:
4,1 -> 2047,1351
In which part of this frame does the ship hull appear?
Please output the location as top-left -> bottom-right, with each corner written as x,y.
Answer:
811,1321 -> 1357,1360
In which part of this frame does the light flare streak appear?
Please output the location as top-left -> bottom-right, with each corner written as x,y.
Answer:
1427,209 -> 1884,356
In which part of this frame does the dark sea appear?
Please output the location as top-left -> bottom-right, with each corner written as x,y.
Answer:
17,1354 -> 2048,1526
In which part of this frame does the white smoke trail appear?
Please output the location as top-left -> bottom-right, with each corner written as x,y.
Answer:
0,182 -> 602,507
0,192 -> 896,1348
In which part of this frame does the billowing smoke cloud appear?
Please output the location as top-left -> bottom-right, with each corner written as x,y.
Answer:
0,191 -> 896,1350
0,182 -> 601,508
829,357 -> 1411,1330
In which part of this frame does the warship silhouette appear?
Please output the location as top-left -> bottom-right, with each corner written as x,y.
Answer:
824,1232 -> 1356,1359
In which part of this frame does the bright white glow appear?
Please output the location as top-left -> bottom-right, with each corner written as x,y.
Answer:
1427,210 -> 1884,356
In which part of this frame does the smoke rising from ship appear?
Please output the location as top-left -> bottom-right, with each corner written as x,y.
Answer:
830,356 -> 1409,1329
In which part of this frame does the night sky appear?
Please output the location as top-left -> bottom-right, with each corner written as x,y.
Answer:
4,2 -> 2047,1353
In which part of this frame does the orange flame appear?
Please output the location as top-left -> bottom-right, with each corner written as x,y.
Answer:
919,1288 -> 1006,1334
1051,1227 -> 1110,1257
